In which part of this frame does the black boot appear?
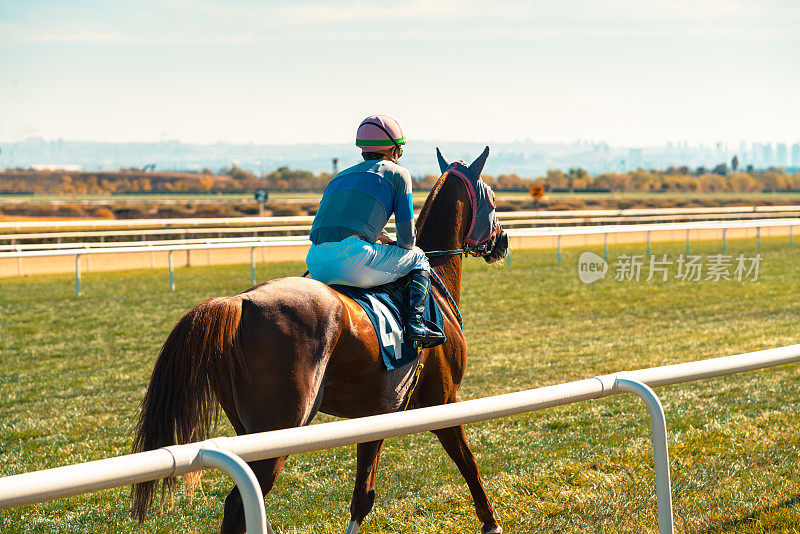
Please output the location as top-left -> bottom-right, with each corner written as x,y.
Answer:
404,269 -> 446,348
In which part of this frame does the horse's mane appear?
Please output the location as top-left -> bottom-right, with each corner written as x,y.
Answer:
415,171 -> 470,253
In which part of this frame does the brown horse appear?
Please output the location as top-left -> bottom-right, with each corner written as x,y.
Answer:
132,148 -> 510,533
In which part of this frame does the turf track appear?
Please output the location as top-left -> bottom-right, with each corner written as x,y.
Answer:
0,236 -> 798,533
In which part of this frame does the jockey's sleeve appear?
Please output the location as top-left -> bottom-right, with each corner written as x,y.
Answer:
393,167 -> 415,249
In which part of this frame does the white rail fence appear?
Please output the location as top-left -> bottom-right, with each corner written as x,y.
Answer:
2,204 -> 799,230
0,215 -> 316,232
2,205 -> 799,241
507,217 -> 798,264
3,217 -> 796,254
0,225 -> 335,246
1,218 -> 797,295
1,344 -> 798,534
0,239 -> 310,295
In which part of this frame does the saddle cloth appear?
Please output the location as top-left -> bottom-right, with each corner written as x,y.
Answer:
331,278 -> 446,371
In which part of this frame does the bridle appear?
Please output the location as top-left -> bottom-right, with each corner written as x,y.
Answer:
423,163 -> 501,260
424,238 -> 498,258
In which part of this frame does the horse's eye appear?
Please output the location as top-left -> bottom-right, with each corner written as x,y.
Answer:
487,188 -> 496,209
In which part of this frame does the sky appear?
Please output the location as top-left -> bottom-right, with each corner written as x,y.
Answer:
1,0 -> 799,147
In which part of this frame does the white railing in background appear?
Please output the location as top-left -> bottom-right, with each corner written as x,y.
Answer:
1,218 -> 797,295
0,344 -> 798,534
0,239 -> 310,295
505,217 -> 798,264
0,215 -> 317,231
0,225 -> 322,246
2,206 -> 799,246
0,234 -> 311,252
1,205 -> 799,232
4,210 -> 800,248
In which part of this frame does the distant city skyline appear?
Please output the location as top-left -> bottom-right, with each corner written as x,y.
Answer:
3,137 -> 798,177
2,1 -> 798,147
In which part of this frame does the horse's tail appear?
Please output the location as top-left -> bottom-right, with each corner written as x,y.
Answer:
131,296 -> 245,522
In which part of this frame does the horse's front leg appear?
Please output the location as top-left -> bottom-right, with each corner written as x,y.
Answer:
345,439 -> 384,533
432,425 -> 502,534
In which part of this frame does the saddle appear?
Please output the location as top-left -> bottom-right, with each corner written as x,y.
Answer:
331,277 -> 447,371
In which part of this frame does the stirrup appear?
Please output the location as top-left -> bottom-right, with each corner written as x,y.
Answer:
405,321 -> 445,349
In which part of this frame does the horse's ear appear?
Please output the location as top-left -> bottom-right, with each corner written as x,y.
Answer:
436,147 -> 449,174
469,146 -> 490,178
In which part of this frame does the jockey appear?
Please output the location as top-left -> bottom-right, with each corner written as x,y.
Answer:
307,114 -> 445,347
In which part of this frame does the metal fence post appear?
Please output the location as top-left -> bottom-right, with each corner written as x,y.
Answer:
199,449 -> 272,534
75,254 -> 81,297
614,378 -> 674,534
790,225 -> 794,248
168,250 -> 175,292
685,229 -> 690,254
722,228 -> 727,253
556,235 -> 561,265
756,227 -> 761,250
646,231 -> 651,256
250,246 -> 256,285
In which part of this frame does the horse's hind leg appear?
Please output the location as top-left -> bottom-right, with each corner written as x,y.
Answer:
433,425 -> 502,534
220,456 -> 288,534
346,439 -> 384,533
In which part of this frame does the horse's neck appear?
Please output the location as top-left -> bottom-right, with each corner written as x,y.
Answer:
430,254 -> 463,305
416,175 -> 471,305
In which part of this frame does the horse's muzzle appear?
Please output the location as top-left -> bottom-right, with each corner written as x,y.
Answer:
485,230 -> 509,264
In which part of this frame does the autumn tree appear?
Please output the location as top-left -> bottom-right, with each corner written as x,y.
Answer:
543,169 -> 567,189
698,174 -> 727,192
727,172 -> 761,192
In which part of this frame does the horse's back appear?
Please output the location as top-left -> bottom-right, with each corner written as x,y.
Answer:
231,275 -> 442,425
240,276 -> 343,334
227,277 -> 347,431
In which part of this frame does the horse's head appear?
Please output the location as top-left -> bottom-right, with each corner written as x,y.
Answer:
435,146 -> 509,264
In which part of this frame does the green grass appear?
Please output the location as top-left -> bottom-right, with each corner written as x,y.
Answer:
1,236 -> 799,533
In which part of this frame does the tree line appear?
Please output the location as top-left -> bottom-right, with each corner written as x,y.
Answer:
2,164 -> 799,195
261,165 -> 800,193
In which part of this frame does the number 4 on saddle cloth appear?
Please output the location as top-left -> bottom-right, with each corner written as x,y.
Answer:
330,277 -> 446,371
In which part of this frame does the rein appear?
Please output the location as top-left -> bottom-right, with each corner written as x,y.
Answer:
424,247 -> 470,258
423,236 -> 498,259
429,269 -> 463,329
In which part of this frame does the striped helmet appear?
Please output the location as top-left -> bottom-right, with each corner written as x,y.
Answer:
356,115 -> 406,151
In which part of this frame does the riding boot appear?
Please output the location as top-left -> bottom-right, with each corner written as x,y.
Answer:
404,269 -> 446,348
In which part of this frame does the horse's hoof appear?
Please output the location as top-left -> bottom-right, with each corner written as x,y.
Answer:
345,520 -> 361,534
482,526 -> 503,534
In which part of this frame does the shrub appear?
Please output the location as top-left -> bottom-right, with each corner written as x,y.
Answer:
546,203 -> 574,211
236,204 -> 260,215
155,206 -> 194,218
562,198 -> 586,209
494,200 -> 517,212
194,206 -> 239,218
89,208 -> 114,219
270,204 -> 304,217
55,205 -> 86,217
114,206 -> 149,219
